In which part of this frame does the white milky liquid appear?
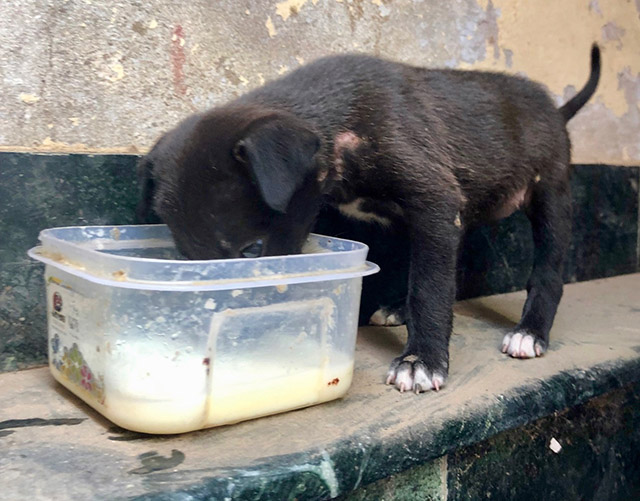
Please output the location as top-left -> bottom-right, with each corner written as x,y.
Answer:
99,341 -> 354,434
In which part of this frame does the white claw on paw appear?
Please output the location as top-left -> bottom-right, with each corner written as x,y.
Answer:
412,368 -> 445,393
501,333 -> 511,353
388,360 -> 445,394
412,365 -> 432,392
432,374 -> 444,391
502,331 -> 541,359
393,365 -> 413,393
370,309 -> 387,326
519,335 -> 535,358
506,332 -> 523,356
386,313 -> 402,325
369,308 -> 404,326
385,372 -> 395,385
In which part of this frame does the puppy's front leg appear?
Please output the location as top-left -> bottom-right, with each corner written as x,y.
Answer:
387,206 -> 461,393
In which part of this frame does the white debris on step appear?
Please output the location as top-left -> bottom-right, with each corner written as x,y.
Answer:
549,437 -> 562,453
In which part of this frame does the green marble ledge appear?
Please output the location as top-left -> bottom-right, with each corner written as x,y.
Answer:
343,381 -> 640,501
1,274 -> 639,500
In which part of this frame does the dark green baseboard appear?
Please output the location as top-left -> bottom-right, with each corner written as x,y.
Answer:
1,153 -> 639,371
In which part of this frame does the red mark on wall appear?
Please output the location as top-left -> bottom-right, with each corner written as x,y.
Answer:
170,25 -> 187,96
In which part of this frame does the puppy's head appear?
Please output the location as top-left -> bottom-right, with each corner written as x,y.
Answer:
136,105 -> 324,259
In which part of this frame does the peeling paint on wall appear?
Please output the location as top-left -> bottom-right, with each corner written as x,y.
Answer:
602,22 -> 626,49
170,25 -> 187,96
0,0 -> 638,164
109,61 -> 125,82
93,53 -> 126,84
458,0 -> 640,120
265,16 -> 277,37
589,0 -> 603,17
19,94 -> 40,104
459,0 -> 500,64
276,0 -> 316,22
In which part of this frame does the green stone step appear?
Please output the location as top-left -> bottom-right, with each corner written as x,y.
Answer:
1,274 -> 639,500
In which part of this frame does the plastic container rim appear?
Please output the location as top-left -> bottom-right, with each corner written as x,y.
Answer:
28,247 -> 379,291
36,224 -> 370,264
28,224 -> 380,291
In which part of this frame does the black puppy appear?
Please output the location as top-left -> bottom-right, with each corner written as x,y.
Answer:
137,46 -> 600,394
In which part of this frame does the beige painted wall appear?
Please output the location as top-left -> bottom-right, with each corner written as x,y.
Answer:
0,0 -> 638,164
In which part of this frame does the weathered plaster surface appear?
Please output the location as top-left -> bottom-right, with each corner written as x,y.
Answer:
0,0 -> 638,164
457,0 -> 640,165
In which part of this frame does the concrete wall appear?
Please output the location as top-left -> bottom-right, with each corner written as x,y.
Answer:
0,0 -> 638,164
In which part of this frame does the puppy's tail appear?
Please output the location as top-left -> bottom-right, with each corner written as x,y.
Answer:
559,44 -> 601,122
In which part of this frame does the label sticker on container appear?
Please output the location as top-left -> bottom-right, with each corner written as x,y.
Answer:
46,275 -> 105,405
47,277 -> 81,340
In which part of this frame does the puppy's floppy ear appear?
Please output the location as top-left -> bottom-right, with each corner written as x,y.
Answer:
135,156 -> 161,223
234,118 -> 321,213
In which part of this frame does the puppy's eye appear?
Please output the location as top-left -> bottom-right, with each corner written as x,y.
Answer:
241,239 -> 263,258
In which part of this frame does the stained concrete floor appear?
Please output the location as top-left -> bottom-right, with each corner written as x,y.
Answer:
1,274 -> 639,500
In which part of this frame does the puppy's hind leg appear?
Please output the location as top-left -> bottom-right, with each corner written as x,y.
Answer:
370,300 -> 407,327
502,169 -> 572,358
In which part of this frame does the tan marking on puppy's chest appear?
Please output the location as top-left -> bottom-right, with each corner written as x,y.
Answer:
492,186 -> 532,220
338,198 -> 393,227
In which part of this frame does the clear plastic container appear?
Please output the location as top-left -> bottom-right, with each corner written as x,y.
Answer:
28,225 -> 379,434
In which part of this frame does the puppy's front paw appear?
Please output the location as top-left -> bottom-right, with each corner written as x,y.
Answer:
386,355 -> 446,394
501,330 -> 547,358
369,306 -> 405,326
